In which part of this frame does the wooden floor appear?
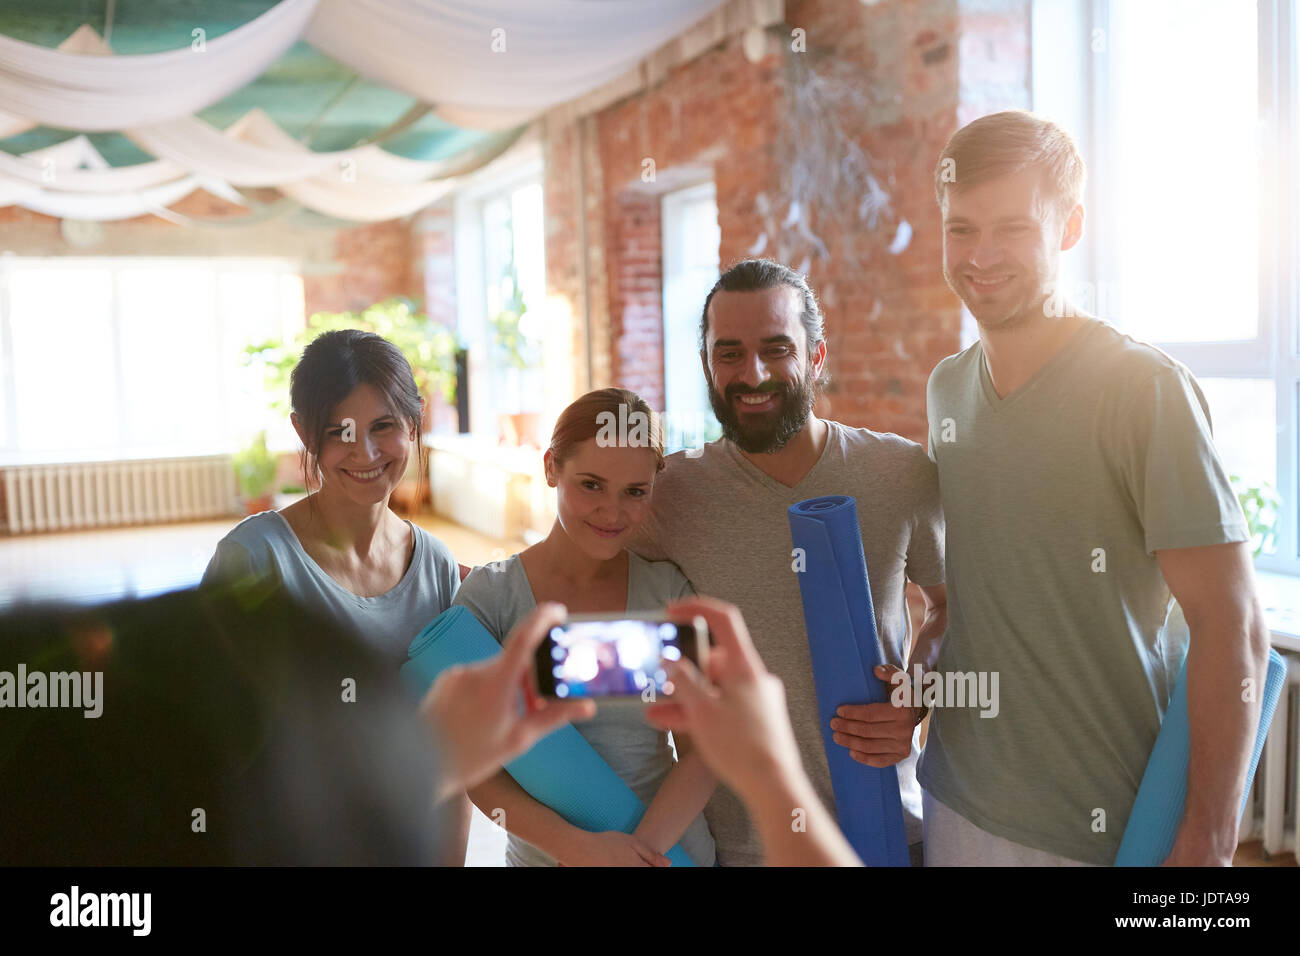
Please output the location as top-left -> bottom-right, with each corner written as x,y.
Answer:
0,516 -> 1291,867
0,512 -> 523,608
1233,840 -> 1296,867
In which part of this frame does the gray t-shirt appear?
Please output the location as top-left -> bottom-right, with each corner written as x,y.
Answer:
919,318 -> 1250,864
451,551 -> 717,867
200,510 -> 460,669
632,421 -> 946,865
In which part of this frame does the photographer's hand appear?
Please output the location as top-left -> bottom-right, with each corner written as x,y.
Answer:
644,596 -> 861,866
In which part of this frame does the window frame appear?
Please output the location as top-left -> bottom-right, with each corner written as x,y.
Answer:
1033,0 -> 1300,574
452,142 -> 546,444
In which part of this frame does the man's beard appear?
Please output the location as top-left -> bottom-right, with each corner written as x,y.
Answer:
707,366 -> 816,454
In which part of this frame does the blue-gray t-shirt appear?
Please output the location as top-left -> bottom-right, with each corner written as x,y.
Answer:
200,511 -> 460,668
452,551 -> 717,867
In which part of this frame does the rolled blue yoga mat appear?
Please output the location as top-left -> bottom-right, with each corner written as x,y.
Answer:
788,495 -> 910,867
401,605 -> 697,867
1115,647 -> 1288,866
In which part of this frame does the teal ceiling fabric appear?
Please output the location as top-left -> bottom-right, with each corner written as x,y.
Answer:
0,1 -> 488,164
0,0 -> 728,221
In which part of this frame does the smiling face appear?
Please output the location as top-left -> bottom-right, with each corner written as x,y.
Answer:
703,285 -> 825,454
546,438 -> 658,561
293,382 -> 418,508
941,171 -> 1082,331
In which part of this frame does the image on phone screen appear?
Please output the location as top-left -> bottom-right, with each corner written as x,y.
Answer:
538,619 -> 694,700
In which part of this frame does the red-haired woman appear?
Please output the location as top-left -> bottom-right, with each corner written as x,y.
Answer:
453,388 -> 716,866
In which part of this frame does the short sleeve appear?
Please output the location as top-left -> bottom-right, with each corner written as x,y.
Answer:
438,547 -> 461,613
1116,366 -> 1250,554
450,566 -> 508,645
905,450 -> 946,587
200,538 -> 262,591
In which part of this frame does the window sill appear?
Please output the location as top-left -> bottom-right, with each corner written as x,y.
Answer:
1254,570 -> 1300,653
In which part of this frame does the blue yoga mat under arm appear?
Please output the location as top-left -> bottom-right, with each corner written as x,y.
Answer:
1115,647 -> 1288,866
400,605 -> 697,867
788,495 -> 910,867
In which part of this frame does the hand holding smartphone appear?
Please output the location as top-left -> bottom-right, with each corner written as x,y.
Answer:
533,612 -> 709,703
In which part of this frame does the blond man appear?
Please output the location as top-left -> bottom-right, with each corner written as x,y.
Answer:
918,111 -> 1271,866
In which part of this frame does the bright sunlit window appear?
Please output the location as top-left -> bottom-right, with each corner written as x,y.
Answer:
0,257 -> 304,461
1107,0 -> 1259,344
1034,0 -> 1297,572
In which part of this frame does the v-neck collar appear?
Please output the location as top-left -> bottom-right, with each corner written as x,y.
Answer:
721,420 -> 839,497
977,318 -> 1100,412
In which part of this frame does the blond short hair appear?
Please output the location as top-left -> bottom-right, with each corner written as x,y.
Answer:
935,110 -> 1086,219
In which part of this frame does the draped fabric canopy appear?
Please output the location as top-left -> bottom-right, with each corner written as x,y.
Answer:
0,0 -> 726,223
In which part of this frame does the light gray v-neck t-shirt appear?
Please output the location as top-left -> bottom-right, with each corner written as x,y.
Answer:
200,510 -> 460,668
452,551 -> 717,868
920,318 -> 1249,864
632,422 -> 946,865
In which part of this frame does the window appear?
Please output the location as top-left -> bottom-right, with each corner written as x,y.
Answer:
0,257 -> 304,461
1033,0 -> 1299,572
453,149 -> 548,444
661,182 -> 723,452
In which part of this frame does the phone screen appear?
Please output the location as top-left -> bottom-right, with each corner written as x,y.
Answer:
537,619 -> 696,700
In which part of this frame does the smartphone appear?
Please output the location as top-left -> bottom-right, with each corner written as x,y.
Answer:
534,612 -> 709,702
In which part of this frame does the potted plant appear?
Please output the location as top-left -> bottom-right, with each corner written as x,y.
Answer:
244,297 -> 462,431
490,281 -> 543,447
233,432 -> 279,515
1232,475 -> 1279,557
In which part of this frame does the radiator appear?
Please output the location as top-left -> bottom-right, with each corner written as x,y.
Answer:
2,456 -> 239,534
1242,650 -> 1299,860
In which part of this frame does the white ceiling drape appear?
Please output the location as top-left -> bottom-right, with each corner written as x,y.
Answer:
304,0 -> 727,129
0,1 -> 320,132
0,0 -> 729,221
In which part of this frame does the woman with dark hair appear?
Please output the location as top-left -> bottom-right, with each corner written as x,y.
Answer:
203,330 -> 460,663
452,387 -> 717,867
201,330 -> 468,862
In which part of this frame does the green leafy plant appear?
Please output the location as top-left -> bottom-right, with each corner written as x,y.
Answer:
1231,474 -> 1279,558
233,432 -> 279,500
244,297 -> 461,412
489,279 -> 540,371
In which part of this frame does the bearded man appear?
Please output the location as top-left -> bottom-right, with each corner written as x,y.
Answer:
632,258 -> 947,866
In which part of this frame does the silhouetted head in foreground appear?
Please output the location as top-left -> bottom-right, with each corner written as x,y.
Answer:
0,583 -> 438,865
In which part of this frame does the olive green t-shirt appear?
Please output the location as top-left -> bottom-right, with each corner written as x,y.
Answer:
918,318 -> 1249,864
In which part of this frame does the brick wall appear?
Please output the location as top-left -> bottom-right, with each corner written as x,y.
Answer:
543,0 -> 1030,448
541,0 -> 1032,632
605,190 -> 665,411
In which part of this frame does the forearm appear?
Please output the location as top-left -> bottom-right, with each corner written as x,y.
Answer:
430,790 -> 472,865
741,764 -> 861,866
1177,601 -> 1272,860
467,771 -> 587,862
633,750 -> 717,854
907,603 -> 947,674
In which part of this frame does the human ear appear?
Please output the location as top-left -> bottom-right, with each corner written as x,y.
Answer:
1060,203 -> 1085,251
290,412 -> 310,451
